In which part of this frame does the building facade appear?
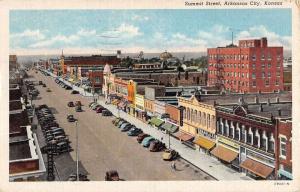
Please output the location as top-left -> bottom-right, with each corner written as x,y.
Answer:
208,37 -> 284,93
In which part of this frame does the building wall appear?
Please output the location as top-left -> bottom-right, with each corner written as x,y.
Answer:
9,159 -> 39,174
154,100 -> 166,117
88,70 -> 104,89
135,94 -> 145,111
165,104 -> 180,123
127,80 -> 136,104
275,119 -> 292,178
145,86 -> 165,100
144,98 -> 155,113
208,38 -> 284,93
178,95 -> 216,136
117,71 -> 207,87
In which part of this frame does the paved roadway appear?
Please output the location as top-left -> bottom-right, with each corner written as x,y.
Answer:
29,70 -> 215,181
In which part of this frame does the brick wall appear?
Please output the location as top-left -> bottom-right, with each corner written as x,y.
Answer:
10,159 -> 39,174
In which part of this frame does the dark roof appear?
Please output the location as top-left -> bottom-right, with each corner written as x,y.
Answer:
9,140 -> 32,160
9,111 -> 29,135
9,100 -> 23,111
9,88 -> 22,101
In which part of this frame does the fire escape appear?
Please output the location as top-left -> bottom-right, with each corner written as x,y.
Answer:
215,49 -> 225,92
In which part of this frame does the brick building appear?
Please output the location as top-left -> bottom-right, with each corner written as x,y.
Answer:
208,37 -> 284,93
87,69 -> 104,93
115,70 -> 207,87
275,118 -> 292,179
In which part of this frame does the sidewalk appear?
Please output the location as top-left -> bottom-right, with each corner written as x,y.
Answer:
97,99 -> 253,181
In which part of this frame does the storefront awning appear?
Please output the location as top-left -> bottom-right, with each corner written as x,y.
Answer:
278,169 -> 293,179
193,136 -> 215,150
174,131 -> 194,142
210,145 -> 238,163
149,117 -> 164,127
240,158 -> 274,179
161,122 -> 178,133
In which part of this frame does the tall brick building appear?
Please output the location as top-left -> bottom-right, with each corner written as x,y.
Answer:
207,38 -> 284,93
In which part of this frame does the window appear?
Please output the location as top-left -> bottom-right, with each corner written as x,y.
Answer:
276,79 -> 279,86
262,63 -> 265,68
280,136 -> 287,159
261,54 -> 265,60
276,71 -> 281,77
277,61 -> 281,68
252,54 -> 256,61
269,140 -> 274,153
252,63 -> 256,69
242,73 -> 244,78
268,72 -> 271,78
268,63 -> 271,68
252,73 -> 256,79
262,72 -> 265,78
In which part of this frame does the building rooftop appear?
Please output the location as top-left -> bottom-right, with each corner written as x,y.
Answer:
9,140 -> 32,161
9,100 -> 23,111
9,111 -> 29,136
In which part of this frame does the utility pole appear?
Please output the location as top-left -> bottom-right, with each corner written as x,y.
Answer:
75,120 -> 79,181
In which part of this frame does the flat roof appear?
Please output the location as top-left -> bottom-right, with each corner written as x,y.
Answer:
9,100 -> 23,111
9,140 -> 32,160
9,111 -> 29,135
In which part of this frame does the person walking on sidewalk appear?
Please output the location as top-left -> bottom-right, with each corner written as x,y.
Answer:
171,162 -> 177,171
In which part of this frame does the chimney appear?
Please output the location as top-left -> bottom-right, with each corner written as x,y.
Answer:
259,104 -> 263,112
276,97 -> 280,103
278,108 -> 282,116
255,96 -> 259,104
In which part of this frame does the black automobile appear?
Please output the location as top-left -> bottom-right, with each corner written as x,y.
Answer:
71,90 -> 79,94
65,86 -> 72,90
68,101 -> 75,107
149,140 -> 166,152
102,110 -> 112,116
43,84 -> 47,87
67,114 -> 76,122
75,106 -> 82,112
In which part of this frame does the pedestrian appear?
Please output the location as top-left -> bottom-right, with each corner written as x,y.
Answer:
171,162 -> 176,171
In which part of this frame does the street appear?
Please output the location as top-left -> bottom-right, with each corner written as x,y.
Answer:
29,70 -> 215,181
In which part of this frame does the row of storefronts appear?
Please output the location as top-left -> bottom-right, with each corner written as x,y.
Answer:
103,67 -> 292,180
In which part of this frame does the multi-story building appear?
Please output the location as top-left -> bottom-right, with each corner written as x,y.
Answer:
275,118 -> 292,180
208,37 -> 284,93
214,95 -> 291,180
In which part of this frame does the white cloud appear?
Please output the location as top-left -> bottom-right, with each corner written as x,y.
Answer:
11,29 -> 46,40
116,23 -> 142,37
30,34 -> 80,48
132,15 -> 149,21
77,29 -> 96,36
236,25 -> 291,50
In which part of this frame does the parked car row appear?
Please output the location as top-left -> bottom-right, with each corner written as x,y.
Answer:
36,104 -> 72,155
112,118 -> 176,156
55,78 -> 72,90
89,102 -> 113,116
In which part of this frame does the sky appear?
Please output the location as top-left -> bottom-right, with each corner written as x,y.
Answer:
9,9 -> 291,55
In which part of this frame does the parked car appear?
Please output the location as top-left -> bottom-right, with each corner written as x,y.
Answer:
75,106 -> 82,112
112,118 -> 121,124
43,84 -> 47,87
120,122 -> 130,129
96,107 -> 105,113
162,149 -> 179,161
120,124 -> 134,132
68,101 -> 74,107
65,86 -> 72,90
46,88 -> 51,92
39,81 -> 43,85
91,104 -> 100,110
89,103 -> 98,108
105,170 -> 119,181
67,114 -> 76,122
127,128 -> 143,136
71,90 -> 79,94
102,110 -> 112,116
117,120 -> 127,127
137,133 -> 149,143
149,140 -> 166,152
142,136 -> 155,147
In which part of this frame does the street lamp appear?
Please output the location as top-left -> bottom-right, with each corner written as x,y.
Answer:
75,120 -> 79,181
